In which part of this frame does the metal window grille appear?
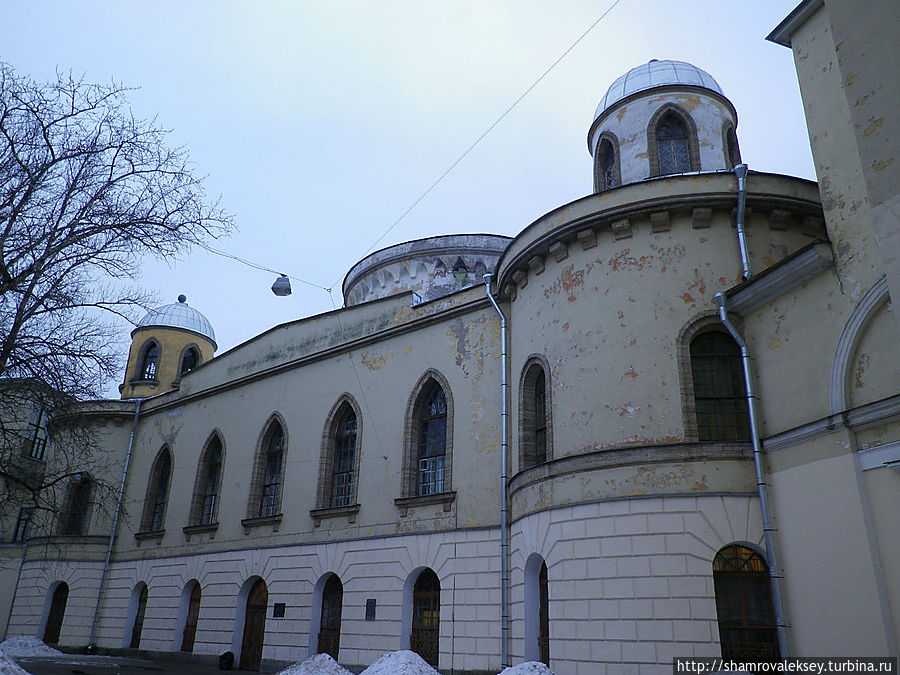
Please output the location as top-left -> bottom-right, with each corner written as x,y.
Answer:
331,410 -> 356,507
691,333 -> 750,441
417,386 -> 447,495
141,344 -> 159,380
149,452 -> 171,531
260,427 -> 283,517
657,115 -> 691,174
201,443 -> 222,524
534,370 -> 547,464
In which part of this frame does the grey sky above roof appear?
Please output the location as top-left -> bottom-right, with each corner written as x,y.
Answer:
1,0 -> 814,396
136,297 -> 217,347
595,60 -> 724,119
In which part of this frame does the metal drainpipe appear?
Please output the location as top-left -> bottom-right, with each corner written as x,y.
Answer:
88,397 -> 142,652
734,163 -> 752,281
484,274 -> 510,668
714,293 -> 788,657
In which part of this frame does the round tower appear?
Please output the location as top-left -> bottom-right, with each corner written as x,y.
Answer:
588,59 -> 741,192
120,295 -> 217,399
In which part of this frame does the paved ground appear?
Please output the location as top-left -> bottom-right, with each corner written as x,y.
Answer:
13,653 -> 285,675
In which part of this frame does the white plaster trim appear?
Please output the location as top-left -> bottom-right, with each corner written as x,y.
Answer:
727,243 -> 833,316
830,276 -> 890,414
858,441 -> 900,472
763,394 -> 900,452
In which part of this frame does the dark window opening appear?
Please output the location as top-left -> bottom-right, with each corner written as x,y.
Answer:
318,575 -> 343,659
130,584 -> 148,649
691,332 -> 750,441
260,424 -> 284,517
62,475 -> 91,535
713,545 -> 779,662
331,408 -> 357,507
598,139 -> 617,190
181,583 -> 201,652
13,508 -> 33,543
539,562 -> 550,666
411,569 -> 440,666
180,347 -> 200,375
201,439 -> 222,525
44,583 -> 68,645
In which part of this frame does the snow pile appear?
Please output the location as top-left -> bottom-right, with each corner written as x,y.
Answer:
277,653 -> 353,675
498,663 -> 556,675
360,650 -> 441,675
0,636 -> 63,657
0,651 -> 29,675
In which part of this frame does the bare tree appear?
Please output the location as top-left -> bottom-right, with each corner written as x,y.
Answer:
0,62 -> 233,541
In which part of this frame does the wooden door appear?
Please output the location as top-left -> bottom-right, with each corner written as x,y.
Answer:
317,575 -> 343,659
240,579 -> 268,671
130,584 -> 148,649
181,583 -> 202,652
43,583 -> 68,645
411,569 -> 440,666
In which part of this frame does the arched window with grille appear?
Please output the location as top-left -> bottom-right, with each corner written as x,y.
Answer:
520,358 -> 552,470
331,406 -> 357,507
317,574 -> 343,659
190,434 -> 224,526
593,134 -> 620,192
690,332 -> 750,441
249,418 -> 286,519
713,544 -> 779,661
139,341 -> 160,380
141,447 -> 172,532
416,383 -> 447,496
648,105 -> 699,177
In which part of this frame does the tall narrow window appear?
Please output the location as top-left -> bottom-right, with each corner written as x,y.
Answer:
331,408 -> 357,507
193,436 -> 223,525
691,332 -> 750,441
725,126 -> 741,169
139,341 -> 160,380
25,403 -> 49,461
713,545 -> 779,661
539,562 -> 550,665
180,346 -> 200,375
417,384 -> 447,496
142,448 -> 172,532
411,569 -> 440,667
13,508 -> 33,542
657,112 -> 691,175
596,138 -> 618,191
62,474 -> 92,535
521,360 -> 552,469
260,422 -> 284,517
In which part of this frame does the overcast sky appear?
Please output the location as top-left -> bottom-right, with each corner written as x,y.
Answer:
2,0 -> 813,392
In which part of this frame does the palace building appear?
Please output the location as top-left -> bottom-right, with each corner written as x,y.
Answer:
2,2 -> 899,672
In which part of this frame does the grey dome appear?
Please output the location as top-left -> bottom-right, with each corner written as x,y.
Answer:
135,296 -> 216,346
595,60 -> 724,119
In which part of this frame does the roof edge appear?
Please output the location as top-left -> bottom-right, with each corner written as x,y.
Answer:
767,0 -> 825,47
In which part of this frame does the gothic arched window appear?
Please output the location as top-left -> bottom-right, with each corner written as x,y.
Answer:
416,383 -> 447,496
139,341 -> 160,380
142,447 -> 172,532
657,113 -> 691,175
250,419 -> 286,518
331,407 -> 357,507
180,346 -> 201,375
61,474 -> 92,535
190,435 -> 224,526
690,332 -> 750,441
596,138 -> 618,191
520,359 -> 552,469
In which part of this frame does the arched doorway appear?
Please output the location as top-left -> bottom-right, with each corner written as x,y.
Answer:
130,583 -> 148,649
524,553 -> 550,664
411,569 -> 440,667
713,544 -> 780,661
181,582 -> 202,652
43,583 -> 68,645
317,575 -> 343,659
240,578 -> 268,670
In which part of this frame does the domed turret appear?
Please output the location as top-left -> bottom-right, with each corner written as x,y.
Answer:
120,295 -> 216,399
588,60 -> 741,193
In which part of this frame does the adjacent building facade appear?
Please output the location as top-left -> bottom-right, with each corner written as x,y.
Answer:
2,6 -> 898,672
